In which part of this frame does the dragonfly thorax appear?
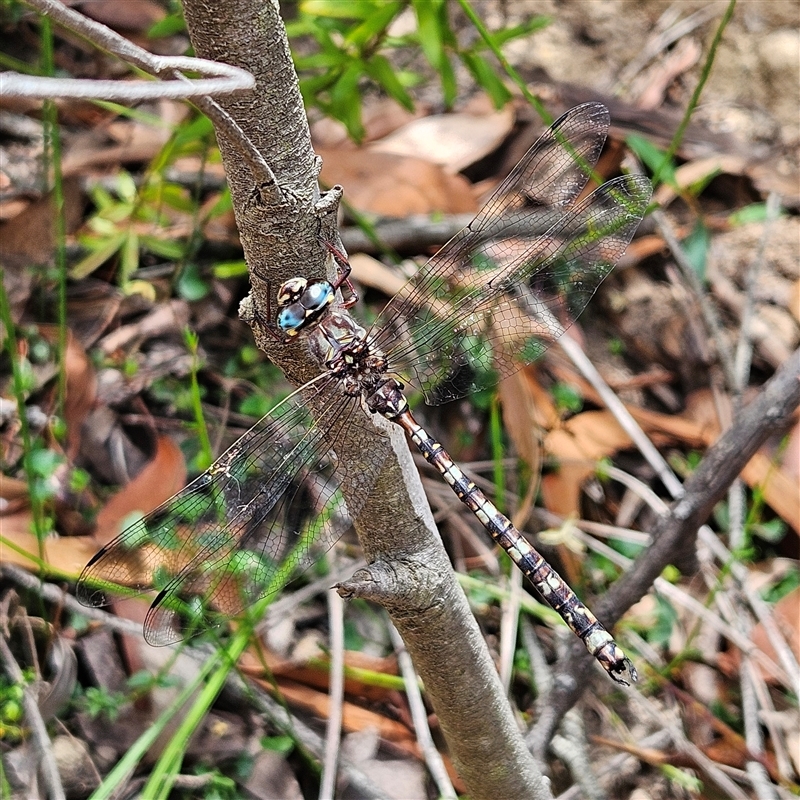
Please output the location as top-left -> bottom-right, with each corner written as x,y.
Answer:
311,311 -> 389,398
276,277 -> 335,336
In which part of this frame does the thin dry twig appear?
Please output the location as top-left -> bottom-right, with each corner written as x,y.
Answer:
319,589 -> 345,800
528,347 -> 800,753
388,622 -> 458,800
653,209 -> 737,386
628,690 -> 751,800
11,0 -> 276,191
550,709 -> 605,800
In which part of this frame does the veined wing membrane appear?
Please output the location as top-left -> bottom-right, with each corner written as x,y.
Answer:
377,173 -> 652,402
77,375 -> 378,644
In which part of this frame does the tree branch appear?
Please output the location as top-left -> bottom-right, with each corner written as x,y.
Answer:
180,1 -> 550,797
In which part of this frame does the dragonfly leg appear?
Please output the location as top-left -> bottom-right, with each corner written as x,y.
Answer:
324,241 -> 359,309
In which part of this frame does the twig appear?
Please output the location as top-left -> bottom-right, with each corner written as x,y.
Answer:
741,660 -> 780,800
319,589 -> 345,800
499,566 -> 524,694
700,533 -> 800,687
0,629 -> 66,800
0,563 -> 144,638
550,710 -> 605,800
729,192 -> 782,549
558,327 -> 684,499
627,690 -> 751,800
225,673 -> 393,800
555,730 -> 673,800
12,0 -> 275,189
614,4 -> 721,91
388,622 -> 458,800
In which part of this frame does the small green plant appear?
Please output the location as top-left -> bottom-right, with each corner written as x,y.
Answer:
80,686 -> 127,722
286,0 -> 549,140
0,671 -> 33,742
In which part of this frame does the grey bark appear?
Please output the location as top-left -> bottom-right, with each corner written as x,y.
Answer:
180,1 -> 550,798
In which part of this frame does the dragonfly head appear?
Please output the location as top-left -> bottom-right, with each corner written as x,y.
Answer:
276,277 -> 335,336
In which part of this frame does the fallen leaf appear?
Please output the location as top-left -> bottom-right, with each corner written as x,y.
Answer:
318,149 -> 477,217
39,326 -> 97,460
369,108 -> 515,173
94,435 -> 187,546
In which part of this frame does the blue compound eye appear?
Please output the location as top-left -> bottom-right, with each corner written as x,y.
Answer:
303,282 -> 334,311
277,303 -> 306,333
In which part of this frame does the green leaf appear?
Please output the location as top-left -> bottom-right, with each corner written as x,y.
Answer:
70,233 -> 126,279
345,1 -> 404,47
750,518 -> 787,544
487,16 -> 551,46
139,235 -> 185,260
328,61 -> 365,141
728,202 -> 776,227
412,0 -> 457,105
460,51 -> 511,107
627,134 -> 677,190
364,54 -> 414,110
177,263 -> 209,301
213,260 -> 248,279
300,0 -> 377,19
148,12 -> 186,39
550,382 -> 583,414
261,735 -> 294,755
681,219 -> 710,281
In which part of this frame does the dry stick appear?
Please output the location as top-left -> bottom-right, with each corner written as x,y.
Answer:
569,494 -> 787,685
746,659 -> 795,780
627,690 -> 751,800
14,0 -> 274,189
742,663 -> 780,800
0,563 -> 145,639
0,629 -> 66,800
555,730 -> 673,800
613,4 -> 721,91
701,533 -> 800,687
528,346 -> 800,755
550,709 -> 606,800
319,589 -> 345,800
726,192 -> 787,795
387,622 -> 458,800
225,673 -> 393,800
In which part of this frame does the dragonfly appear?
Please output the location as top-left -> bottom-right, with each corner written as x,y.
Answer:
78,102 -> 651,685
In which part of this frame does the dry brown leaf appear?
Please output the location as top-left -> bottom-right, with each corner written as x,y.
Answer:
369,108 -> 515,173
682,389 -> 800,532
0,510 -> 99,577
318,149 -> 477,217
348,253 -> 407,299
75,0 -> 165,32
260,677 -> 417,750
0,179 -> 84,319
39,326 -> 97,460
94,435 -> 187,546
498,371 -> 547,468
543,410 -> 633,516
240,648 -> 398,703
653,154 -> 749,208
748,586 -> 800,682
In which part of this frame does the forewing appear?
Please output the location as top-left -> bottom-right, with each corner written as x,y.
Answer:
373,158 -> 651,403
77,374 -> 389,645
369,102 -> 610,388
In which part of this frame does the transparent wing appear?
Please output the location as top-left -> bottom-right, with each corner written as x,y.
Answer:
368,103 -> 652,403
77,374 -> 391,645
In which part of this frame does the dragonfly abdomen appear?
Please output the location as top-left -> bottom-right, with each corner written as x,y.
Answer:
392,408 -> 637,686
